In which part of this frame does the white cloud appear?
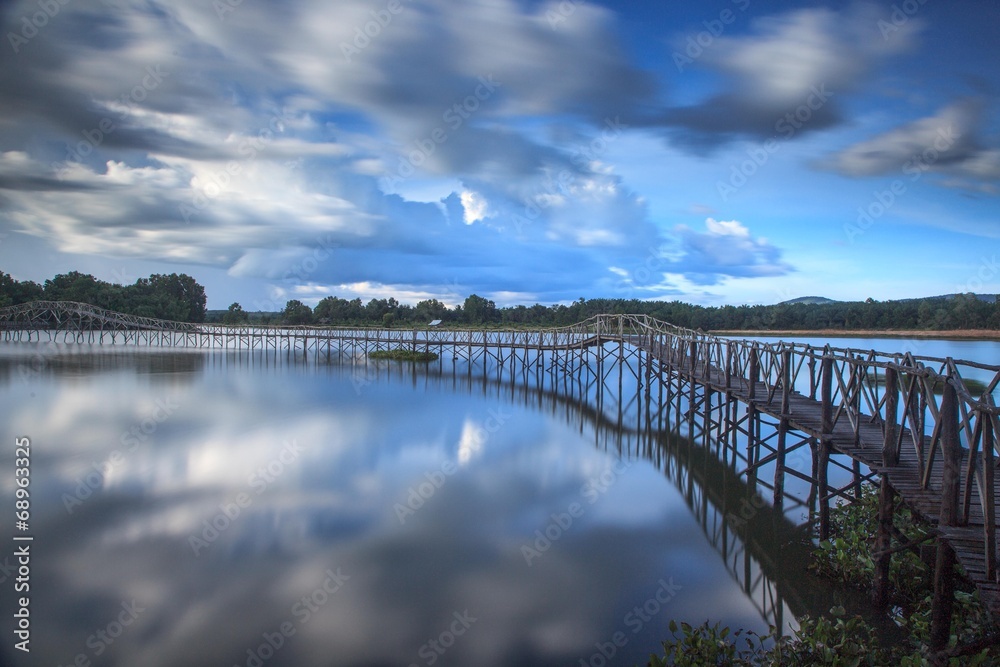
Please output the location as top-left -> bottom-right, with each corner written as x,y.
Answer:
704,218 -> 750,238
460,190 -> 490,225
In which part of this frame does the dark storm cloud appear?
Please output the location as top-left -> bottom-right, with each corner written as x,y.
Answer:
647,5 -> 922,150
820,99 -> 1000,191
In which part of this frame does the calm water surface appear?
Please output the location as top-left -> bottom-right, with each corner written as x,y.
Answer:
3,336 -> 989,665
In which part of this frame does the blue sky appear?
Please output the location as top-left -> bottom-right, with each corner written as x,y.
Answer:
0,0 -> 997,310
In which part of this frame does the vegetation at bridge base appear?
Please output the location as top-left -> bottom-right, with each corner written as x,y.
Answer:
646,487 -> 998,666
0,270 -> 207,322
368,349 -> 438,362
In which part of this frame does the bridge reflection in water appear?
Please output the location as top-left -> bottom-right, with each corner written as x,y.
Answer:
183,343 -> 867,635
3,301 -> 998,644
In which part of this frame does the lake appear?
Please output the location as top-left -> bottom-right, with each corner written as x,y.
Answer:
1,334 -> 996,666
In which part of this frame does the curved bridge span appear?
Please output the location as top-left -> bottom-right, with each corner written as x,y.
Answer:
2,300 -> 999,645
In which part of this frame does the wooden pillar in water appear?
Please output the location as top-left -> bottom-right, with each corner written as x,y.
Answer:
617,340 -> 624,399
873,367 -> 898,610
745,346 -> 760,488
930,380 -> 961,652
984,414 -> 996,582
644,336 -> 652,399
688,340 -> 697,424
818,353 -> 834,541
774,348 -> 791,510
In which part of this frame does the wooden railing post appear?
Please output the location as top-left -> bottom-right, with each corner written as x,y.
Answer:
748,346 -> 759,401
883,367 -> 899,464
817,352 -> 834,541
930,380 -> 961,652
874,366 -> 899,609
984,412 -> 996,582
821,353 -> 833,434
808,347 -> 817,399
939,381 -> 962,527
725,341 -> 733,391
780,348 -> 791,415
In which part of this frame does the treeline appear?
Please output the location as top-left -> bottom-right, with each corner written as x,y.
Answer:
0,271 -> 207,323
215,293 -> 1000,331
3,269 -> 997,330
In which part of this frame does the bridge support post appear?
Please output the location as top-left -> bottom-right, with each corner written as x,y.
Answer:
984,415 -> 996,583
874,367 -> 899,609
814,353 -> 835,541
747,404 -> 759,490
774,349 -> 791,510
930,381 -> 961,652
687,340 -> 697,423
873,478 -> 896,609
815,440 -> 830,541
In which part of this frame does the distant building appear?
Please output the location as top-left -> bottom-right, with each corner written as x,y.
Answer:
428,319 -> 442,327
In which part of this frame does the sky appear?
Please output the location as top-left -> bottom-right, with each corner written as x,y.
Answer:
0,0 -> 998,311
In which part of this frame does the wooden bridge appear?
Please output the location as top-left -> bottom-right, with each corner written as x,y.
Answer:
2,301 -> 999,649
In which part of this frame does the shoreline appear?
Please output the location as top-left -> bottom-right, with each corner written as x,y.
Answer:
710,328 -> 1000,342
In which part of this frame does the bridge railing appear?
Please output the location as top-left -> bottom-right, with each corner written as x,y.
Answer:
631,322 -> 998,581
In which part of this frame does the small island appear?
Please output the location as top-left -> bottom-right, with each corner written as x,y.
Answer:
369,349 -> 439,362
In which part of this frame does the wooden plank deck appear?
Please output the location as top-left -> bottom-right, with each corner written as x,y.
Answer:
640,342 -> 1000,622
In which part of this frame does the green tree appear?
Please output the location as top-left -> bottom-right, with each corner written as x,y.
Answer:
282,299 -> 313,325
222,302 -> 248,324
415,298 -> 449,323
0,272 -> 43,306
463,294 -> 497,324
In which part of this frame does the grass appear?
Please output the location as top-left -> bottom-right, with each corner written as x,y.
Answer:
368,349 -> 438,362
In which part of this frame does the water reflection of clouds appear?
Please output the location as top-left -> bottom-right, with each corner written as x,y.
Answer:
0,349 -> 792,666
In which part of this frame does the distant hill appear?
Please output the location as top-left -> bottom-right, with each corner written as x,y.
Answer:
780,294 -> 999,306
920,293 -> 999,304
778,296 -> 837,306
